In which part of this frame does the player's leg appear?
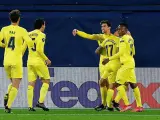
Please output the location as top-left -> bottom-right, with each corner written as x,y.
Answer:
106,73 -> 126,111
128,69 -> 143,112
36,79 -> 50,111
27,65 -> 37,111
4,79 -> 13,105
39,80 -> 50,103
6,81 -> 12,94
97,65 -> 113,111
3,65 -> 12,107
112,83 -> 129,111
28,81 -> 36,111
95,78 -> 108,111
36,64 -> 50,111
106,62 -> 121,111
114,83 -> 128,104
5,65 -> 22,113
115,67 -> 131,112
95,64 -> 108,111
100,81 -> 108,106
6,78 -> 21,107
116,84 -> 131,112
106,72 -> 116,111
130,83 -> 143,112
112,83 -> 128,111
99,65 -> 108,107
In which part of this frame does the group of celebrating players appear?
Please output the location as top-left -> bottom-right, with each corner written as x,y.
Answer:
0,9 -> 143,113
0,10 -> 51,113
72,20 -> 144,112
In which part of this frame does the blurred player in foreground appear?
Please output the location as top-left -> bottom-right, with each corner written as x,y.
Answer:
23,19 -> 51,111
104,23 -> 143,112
0,10 -> 33,113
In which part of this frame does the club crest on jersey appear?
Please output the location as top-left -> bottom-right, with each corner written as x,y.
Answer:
42,38 -> 45,42
128,39 -> 134,43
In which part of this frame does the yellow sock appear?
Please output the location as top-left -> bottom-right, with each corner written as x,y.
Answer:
39,83 -> 49,103
106,89 -> 114,107
7,87 -> 18,108
114,92 -> 121,103
27,85 -> 34,108
115,85 -> 127,103
117,85 -> 129,106
100,87 -> 107,106
133,87 -> 142,107
7,83 -> 12,94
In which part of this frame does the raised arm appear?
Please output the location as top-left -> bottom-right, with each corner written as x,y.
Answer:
72,29 -> 103,41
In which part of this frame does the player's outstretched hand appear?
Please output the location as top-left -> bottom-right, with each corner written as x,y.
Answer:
72,29 -> 78,36
102,58 -> 109,65
45,59 -> 51,66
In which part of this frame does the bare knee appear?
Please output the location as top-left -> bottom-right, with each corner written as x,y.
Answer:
10,78 -> 12,82
121,82 -> 128,91
41,79 -> 50,84
28,81 -> 36,88
129,82 -> 137,89
105,79 -> 109,88
99,78 -> 108,87
109,83 -> 116,90
11,78 -> 21,89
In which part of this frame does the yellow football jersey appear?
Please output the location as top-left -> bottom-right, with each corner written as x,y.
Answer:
100,34 -> 119,58
77,30 -> 109,42
0,32 -> 5,47
0,25 -> 33,65
109,34 -> 135,67
76,30 -> 109,63
25,30 -> 48,65
97,40 -> 106,56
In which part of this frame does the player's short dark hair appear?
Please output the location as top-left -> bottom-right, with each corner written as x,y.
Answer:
100,20 -> 111,27
119,22 -> 128,29
34,18 -> 45,29
9,9 -> 21,23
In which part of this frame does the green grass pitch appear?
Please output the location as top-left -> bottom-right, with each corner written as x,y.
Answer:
0,109 -> 159,120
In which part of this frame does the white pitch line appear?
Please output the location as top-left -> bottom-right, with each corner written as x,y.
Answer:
0,114 -> 160,117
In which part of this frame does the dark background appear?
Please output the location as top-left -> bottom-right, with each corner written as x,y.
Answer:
0,0 -> 159,67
